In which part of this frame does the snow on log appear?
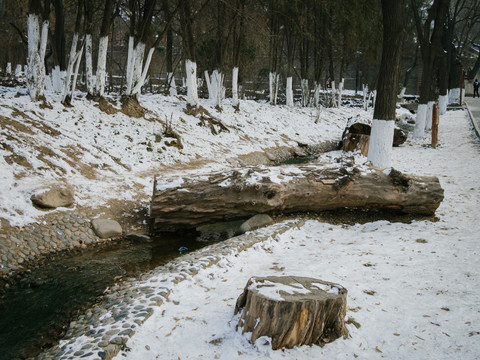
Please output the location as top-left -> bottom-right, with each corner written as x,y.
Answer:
150,160 -> 444,232
234,276 -> 349,349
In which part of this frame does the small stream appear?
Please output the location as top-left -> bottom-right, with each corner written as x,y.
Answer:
0,230 -> 229,360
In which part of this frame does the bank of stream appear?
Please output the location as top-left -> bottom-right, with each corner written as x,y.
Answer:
0,229 -> 231,360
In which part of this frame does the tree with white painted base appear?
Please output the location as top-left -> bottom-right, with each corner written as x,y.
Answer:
84,0 -> 115,98
231,0 -> 246,109
124,0 -> 156,99
26,0 -> 49,101
368,0 -> 406,169
411,0 -> 449,138
63,1 -> 85,105
162,0 -> 177,96
179,0 -> 199,108
267,0 -> 282,105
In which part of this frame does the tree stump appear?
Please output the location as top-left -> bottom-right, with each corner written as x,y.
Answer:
341,122 -> 407,155
234,276 -> 348,349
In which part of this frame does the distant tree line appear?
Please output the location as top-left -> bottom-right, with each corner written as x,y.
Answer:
0,0 -> 478,109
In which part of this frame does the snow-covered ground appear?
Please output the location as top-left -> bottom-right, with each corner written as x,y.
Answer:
113,108 -> 480,359
1,86 -> 479,359
0,88 -> 366,227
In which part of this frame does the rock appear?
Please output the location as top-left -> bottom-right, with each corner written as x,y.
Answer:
125,233 -> 152,242
401,102 -> 418,113
31,186 -> 74,209
91,219 -> 123,239
239,214 -> 274,234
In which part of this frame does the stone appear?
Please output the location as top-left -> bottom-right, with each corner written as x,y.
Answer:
239,214 -> 274,234
31,186 -> 75,209
125,233 -> 151,242
91,219 -> 123,239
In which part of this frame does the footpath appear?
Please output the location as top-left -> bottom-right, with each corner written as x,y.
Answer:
465,97 -> 480,136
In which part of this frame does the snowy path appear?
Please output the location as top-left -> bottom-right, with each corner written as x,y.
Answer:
115,109 -> 480,360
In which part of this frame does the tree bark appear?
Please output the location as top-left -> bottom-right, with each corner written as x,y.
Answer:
411,0 -> 449,137
235,276 -> 348,349
367,0 -> 406,168
150,163 -> 444,232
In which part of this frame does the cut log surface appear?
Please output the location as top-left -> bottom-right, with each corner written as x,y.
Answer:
234,276 -> 348,349
150,160 -> 444,232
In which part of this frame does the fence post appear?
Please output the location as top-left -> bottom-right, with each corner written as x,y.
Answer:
432,104 -> 439,148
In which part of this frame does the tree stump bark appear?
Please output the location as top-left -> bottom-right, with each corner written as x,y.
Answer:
234,276 -> 348,349
341,122 -> 407,155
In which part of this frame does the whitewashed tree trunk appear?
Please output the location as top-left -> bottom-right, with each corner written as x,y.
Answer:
286,76 -> 294,106
338,78 -> 344,107
63,32 -> 84,102
269,72 -> 280,105
212,70 -> 224,107
204,70 -> 213,100
398,87 -> 406,102
439,94 -> 447,115
51,66 -> 61,93
132,42 -> 146,91
372,90 -> 377,109
6,63 -> 11,75
448,88 -> 461,104
186,59 -> 198,107
125,36 -> 136,95
425,101 -> 434,131
313,82 -> 321,107
131,46 -> 154,96
363,84 -> 368,111
167,72 -> 177,96
26,14 -> 49,101
232,67 -> 239,108
300,79 -> 309,107
331,80 -> 337,107
95,36 -> 109,97
15,64 -> 23,77
367,119 -> 395,168
71,44 -> 84,96
85,34 -> 94,96
413,103 -> 428,138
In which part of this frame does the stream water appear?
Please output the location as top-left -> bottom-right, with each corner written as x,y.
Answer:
0,231 -> 223,360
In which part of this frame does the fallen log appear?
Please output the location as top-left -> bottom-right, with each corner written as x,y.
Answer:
150,160 -> 444,232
